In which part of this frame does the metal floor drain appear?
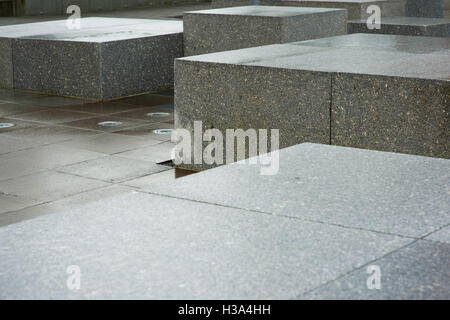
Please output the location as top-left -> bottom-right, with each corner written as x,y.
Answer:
153,129 -> 173,135
0,123 -> 15,129
98,121 -> 122,127
146,112 -> 170,118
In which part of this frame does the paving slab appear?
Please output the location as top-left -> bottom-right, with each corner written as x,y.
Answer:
144,143 -> 450,238
426,226 -> 450,244
299,240 -> 450,299
184,6 -> 347,55
0,18 -> 183,100
211,0 -> 406,20
348,16 -> 450,36
0,191 -> 410,299
56,155 -> 170,183
175,34 -> 450,165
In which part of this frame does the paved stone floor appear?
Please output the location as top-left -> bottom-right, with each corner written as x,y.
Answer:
0,88 -> 199,227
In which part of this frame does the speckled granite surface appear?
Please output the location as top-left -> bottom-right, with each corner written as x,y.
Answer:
406,0 -> 444,18
175,34 -> 449,170
0,18 -> 183,100
184,6 -> 347,55
1,143 -> 448,299
211,0 -> 406,20
0,38 -> 13,88
348,16 -> 450,37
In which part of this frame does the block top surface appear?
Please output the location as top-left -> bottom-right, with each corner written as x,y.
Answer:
179,34 -> 450,80
0,17 -> 183,42
348,16 -> 450,26
185,5 -> 346,17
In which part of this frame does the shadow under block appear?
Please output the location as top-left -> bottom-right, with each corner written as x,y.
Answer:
0,18 -> 183,100
348,17 -> 450,37
211,0 -> 406,20
175,34 -> 449,171
184,6 -> 347,55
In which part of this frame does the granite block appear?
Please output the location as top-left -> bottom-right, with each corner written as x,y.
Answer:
175,34 -> 449,169
300,240 -> 450,299
426,226 -> 450,244
175,48 -> 331,171
0,191 -> 410,299
184,6 -> 347,55
144,143 -> 450,238
406,0 -> 444,18
348,17 -> 450,37
0,37 -> 13,88
0,18 -> 183,100
211,0 -> 406,20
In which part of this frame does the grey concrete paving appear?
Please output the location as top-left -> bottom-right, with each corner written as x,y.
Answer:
183,6 -> 347,55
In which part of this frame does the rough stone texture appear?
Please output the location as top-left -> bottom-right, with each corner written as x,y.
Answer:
300,240 -> 450,299
175,45 -> 332,171
175,34 -> 449,170
348,17 -> 450,37
426,226 -> 450,244
184,6 -> 347,55
0,18 -> 183,100
0,38 -> 12,88
406,0 -> 444,18
211,0 -> 406,20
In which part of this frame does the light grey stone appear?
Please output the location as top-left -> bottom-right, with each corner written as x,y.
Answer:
426,226 -> 450,244
0,191 -> 410,299
175,34 -> 450,166
299,240 -> 450,299
211,0 -> 406,20
144,143 -> 450,238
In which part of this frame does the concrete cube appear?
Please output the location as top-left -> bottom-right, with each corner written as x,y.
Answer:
184,5 -> 347,55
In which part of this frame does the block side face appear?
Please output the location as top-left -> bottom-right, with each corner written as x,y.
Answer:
406,0 -> 444,18
184,14 -> 283,56
282,10 -> 347,43
331,73 -> 450,159
12,39 -> 102,99
348,22 -> 429,36
175,60 -> 331,171
100,33 -> 183,100
0,38 -> 13,89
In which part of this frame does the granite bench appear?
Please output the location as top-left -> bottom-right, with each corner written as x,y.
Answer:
348,16 -> 450,36
184,5 -> 348,55
174,33 -> 449,171
0,17 -> 183,100
211,0 -> 406,20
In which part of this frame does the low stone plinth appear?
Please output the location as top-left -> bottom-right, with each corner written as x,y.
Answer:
211,0 -> 406,20
175,33 -> 449,171
0,18 -> 183,100
184,5 -> 347,55
348,16 -> 450,36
